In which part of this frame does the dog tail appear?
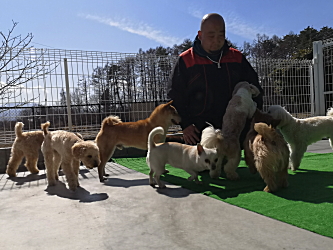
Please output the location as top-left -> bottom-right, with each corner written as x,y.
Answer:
327,107 -> 333,117
201,124 -> 222,148
101,115 -> 122,128
14,122 -> 24,138
41,121 -> 50,136
148,126 -> 164,151
254,122 -> 276,141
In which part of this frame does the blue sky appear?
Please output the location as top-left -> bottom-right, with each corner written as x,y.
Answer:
1,0 -> 332,53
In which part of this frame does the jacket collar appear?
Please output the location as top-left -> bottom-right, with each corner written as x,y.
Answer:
192,35 -> 229,61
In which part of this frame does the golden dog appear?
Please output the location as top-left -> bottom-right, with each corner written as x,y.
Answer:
95,100 -> 181,182
251,123 -> 290,192
6,122 -> 44,177
243,109 -> 281,175
41,122 -> 100,191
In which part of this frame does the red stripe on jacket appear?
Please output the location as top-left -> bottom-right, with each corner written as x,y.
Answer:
180,47 -> 243,68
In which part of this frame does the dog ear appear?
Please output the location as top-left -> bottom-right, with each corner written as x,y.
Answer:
72,144 -> 85,159
197,143 -> 204,155
166,100 -> 173,106
249,84 -> 260,97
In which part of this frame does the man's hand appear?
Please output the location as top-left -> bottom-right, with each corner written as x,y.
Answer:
183,124 -> 200,145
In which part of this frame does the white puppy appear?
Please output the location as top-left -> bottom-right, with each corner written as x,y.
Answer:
200,125 -> 225,177
146,126 -> 219,189
267,105 -> 333,170
201,81 -> 260,180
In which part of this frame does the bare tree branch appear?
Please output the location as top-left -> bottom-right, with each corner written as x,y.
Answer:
0,20 -> 58,107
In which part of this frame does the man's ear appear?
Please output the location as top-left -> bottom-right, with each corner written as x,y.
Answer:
198,31 -> 202,41
197,143 -> 204,155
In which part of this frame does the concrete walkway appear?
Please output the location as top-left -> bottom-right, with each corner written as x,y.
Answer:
0,141 -> 332,250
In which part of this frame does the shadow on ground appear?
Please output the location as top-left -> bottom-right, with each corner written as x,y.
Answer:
45,181 -> 109,203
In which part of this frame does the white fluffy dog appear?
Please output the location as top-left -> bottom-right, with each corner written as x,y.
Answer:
201,81 -> 260,180
147,126 -> 219,189
267,105 -> 333,170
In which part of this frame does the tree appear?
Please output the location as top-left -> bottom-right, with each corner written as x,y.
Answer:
241,26 -> 333,60
278,32 -> 299,59
0,21 -> 57,108
171,39 -> 192,55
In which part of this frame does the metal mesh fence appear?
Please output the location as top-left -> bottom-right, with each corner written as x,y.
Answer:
0,47 -> 313,146
252,59 -> 313,116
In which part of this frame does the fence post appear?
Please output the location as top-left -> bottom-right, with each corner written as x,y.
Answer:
309,64 -> 315,116
63,58 -> 73,131
312,41 -> 325,115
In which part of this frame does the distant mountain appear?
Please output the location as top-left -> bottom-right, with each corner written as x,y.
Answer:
0,103 -> 40,121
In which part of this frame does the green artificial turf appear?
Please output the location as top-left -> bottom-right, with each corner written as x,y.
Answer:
114,152 -> 333,238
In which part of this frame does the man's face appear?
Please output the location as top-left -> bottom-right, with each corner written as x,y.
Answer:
198,19 -> 225,54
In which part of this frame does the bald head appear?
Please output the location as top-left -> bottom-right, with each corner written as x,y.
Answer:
200,13 -> 225,31
198,13 -> 226,53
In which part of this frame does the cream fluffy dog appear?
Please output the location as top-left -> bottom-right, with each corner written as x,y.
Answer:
41,122 -> 100,191
147,126 -> 219,189
251,123 -> 290,192
268,105 -> 333,171
201,81 -> 260,180
6,122 -> 44,177
96,101 -> 181,182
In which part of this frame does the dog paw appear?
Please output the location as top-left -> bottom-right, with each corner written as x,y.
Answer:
187,176 -> 193,181
249,167 -> 258,174
226,172 -> 240,180
48,179 -> 57,186
263,186 -> 271,192
209,171 -> 220,179
6,173 -> 17,178
69,187 -> 77,192
99,177 -> 107,183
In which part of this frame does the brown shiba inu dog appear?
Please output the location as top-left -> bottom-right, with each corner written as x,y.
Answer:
95,100 -> 181,182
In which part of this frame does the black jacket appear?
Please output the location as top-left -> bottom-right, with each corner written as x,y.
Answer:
168,38 -> 263,132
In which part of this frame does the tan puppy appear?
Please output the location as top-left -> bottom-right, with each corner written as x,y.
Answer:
6,122 -> 44,177
243,109 -> 281,174
251,123 -> 290,193
147,126 -> 219,189
96,100 -> 181,182
41,122 -> 100,191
